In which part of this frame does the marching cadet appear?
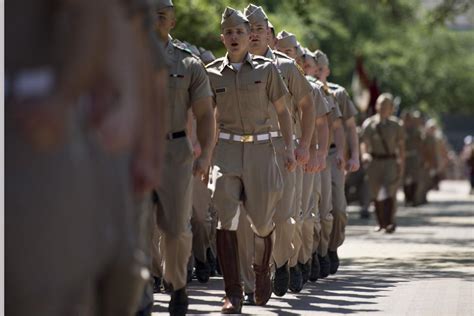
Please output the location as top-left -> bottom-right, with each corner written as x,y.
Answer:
151,0 -> 216,314
361,93 -> 405,233
301,49 -> 346,279
206,7 -> 295,313
273,34 -> 330,291
401,110 -> 423,206
313,50 -> 360,275
243,4 -> 318,297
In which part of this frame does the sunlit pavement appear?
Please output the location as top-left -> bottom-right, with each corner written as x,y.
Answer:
153,180 -> 474,315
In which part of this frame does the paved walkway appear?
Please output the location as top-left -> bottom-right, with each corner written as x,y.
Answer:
153,180 -> 474,315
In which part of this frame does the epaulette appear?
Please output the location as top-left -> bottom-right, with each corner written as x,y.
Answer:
205,57 -> 225,69
171,40 -> 195,56
327,82 -> 344,92
305,75 -> 317,83
273,50 -> 293,60
252,55 -> 273,63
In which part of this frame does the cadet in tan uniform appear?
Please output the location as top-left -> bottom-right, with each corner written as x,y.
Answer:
314,50 -> 360,275
302,50 -> 346,279
242,4 -> 317,298
361,93 -> 405,233
272,35 -> 330,291
401,111 -> 423,206
206,7 -> 295,313
151,1 -> 216,314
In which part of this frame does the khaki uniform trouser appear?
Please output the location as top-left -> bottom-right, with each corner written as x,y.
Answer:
290,167 -> 317,266
367,158 -> 400,200
289,166 -> 304,267
152,137 -> 194,291
328,149 -> 348,251
5,107 -> 143,316
191,176 -> 212,263
272,138 -> 297,268
318,157 -> 333,257
312,173 -> 322,254
211,140 -> 282,237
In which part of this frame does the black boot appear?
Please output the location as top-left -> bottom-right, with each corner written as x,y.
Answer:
374,200 -> 386,232
207,248 -> 217,277
153,276 -> 161,293
384,198 -> 397,234
309,252 -> 320,282
169,288 -> 188,316
194,257 -> 211,283
243,292 -> 255,305
272,261 -> 289,297
318,254 -> 330,279
289,265 -> 303,293
299,260 -> 311,285
328,250 -> 339,275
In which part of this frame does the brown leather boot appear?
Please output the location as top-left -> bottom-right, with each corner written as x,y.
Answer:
373,201 -> 386,232
216,230 -> 243,314
253,232 -> 273,306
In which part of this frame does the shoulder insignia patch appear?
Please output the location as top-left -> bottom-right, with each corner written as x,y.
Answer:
273,50 -> 292,60
205,57 -> 225,69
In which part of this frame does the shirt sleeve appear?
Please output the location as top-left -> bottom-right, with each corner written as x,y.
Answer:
312,84 -> 330,117
287,61 -> 312,105
335,88 -> 358,120
266,62 -> 289,103
189,57 -> 213,104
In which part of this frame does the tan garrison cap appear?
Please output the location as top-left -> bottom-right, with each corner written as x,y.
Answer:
221,7 -> 249,29
277,31 -> 298,48
268,21 -> 274,29
314,50 -> 329,66
244,4 -> 268,24
376,92 -> 394,107
156,0 -> 173,10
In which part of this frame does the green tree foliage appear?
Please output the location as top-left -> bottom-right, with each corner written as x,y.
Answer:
171,0 -> 474,114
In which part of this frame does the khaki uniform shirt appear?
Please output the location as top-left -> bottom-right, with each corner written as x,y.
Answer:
206,53 -> 288,135
163,37 -> 212,133
361,114 -> 404,156
308,77 -> 342,145
265,49 -> 313,137
327,82 -> 358,121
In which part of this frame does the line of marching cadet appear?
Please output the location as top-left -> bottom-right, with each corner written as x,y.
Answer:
4,0 -> 452,316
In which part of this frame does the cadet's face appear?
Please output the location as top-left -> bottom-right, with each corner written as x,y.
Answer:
250,22 -> 270,51
303,56 -> 317,76
221,24 -> 251,56
281,47 -> 298,59
155,8 -> 175,39
315,64 -> 329,80
377,102 -> 393,118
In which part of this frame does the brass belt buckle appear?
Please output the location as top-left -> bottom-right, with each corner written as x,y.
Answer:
241,135 -> 253,142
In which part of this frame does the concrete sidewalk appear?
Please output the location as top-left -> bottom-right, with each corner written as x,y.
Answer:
153,180 -> 474,315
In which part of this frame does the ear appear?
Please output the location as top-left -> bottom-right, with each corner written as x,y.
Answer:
220,34 -> 225,44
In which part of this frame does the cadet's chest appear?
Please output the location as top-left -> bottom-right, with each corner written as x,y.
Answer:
212,68 -> 267,96
168,55 -> 192,91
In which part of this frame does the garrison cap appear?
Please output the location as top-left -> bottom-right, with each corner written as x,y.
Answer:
244,4 -> 268,24
155,0 -> 173,10
277,31 -> 298,48
314,49 -> 329,66
376,92 -> 394,107
221,7 -> 249,30
296,42 -> 305,58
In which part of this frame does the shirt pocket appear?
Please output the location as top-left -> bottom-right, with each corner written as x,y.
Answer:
240,81 -> 267,118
